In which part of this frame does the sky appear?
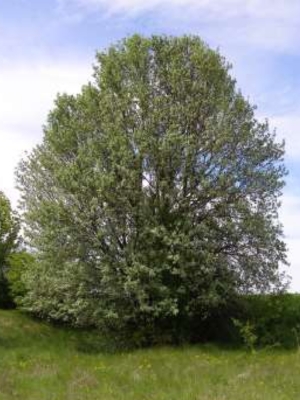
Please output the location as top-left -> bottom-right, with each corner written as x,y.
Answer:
0,0 -> 300,290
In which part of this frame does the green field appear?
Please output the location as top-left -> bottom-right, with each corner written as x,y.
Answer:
1,310 -> 300,400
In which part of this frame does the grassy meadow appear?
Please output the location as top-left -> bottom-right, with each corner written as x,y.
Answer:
1,309 -> 300,400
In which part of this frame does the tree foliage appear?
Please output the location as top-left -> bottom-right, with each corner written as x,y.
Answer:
17,35 -> 287,334
0,191 -> 19,307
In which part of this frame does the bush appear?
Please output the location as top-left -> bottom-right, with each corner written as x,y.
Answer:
0,191 -> 19,308
198,294 -> 300,349
106,294 -> 300,349
239,294 -> 300,348
6,251 -> 35,304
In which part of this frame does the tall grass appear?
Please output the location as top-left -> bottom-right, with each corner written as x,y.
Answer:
1,310 -> 300,399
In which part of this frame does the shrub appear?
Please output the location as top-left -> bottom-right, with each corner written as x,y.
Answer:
239,294 -> 300,348
0,191 -> 19,308
199,294 -> 300,349
6,251 -> 35,304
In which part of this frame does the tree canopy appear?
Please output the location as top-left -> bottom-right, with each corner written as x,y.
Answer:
17,35 -> 288,335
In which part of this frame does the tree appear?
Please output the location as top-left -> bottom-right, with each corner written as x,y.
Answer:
0,191 -> 19,307
17,35 -> 287,334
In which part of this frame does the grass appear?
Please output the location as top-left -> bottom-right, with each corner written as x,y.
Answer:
1,310 -> 300,399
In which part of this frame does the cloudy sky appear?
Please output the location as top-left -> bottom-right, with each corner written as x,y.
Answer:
1,0 -> 300,290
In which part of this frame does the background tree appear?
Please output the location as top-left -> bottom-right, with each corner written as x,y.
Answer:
17,35 -> 288,338
0,191 -> 19,308
6,251 -> 35,304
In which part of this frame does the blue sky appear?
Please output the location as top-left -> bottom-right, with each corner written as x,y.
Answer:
1,0 -> 300,290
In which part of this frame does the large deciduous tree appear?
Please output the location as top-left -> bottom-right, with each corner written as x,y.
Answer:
0,191 -> 19,307
17,35 -> 288,332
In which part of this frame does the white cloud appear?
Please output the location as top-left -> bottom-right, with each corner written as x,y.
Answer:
285,238 -> 300,292
280,195 -> 300,240
280,194 -> 300,291
0,128 -> 37,205
58,0 -> 300,53
270,114 -> 300,159
0,62 -> 91,130
60,0 -> 300,20
0,60 -> 92,207
266,114 -> 300,291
